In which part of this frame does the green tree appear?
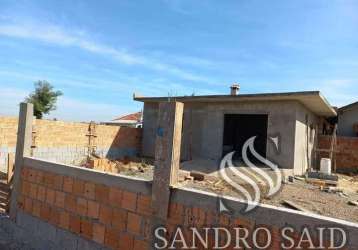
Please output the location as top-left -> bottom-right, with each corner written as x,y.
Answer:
25,80 -> 63,119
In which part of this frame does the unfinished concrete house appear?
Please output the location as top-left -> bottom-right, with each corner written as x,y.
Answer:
4,102 -> 358,249
135,89 -> 337,176
338,101 -> 358,137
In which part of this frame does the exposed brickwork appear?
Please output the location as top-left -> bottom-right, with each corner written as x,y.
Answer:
0,116 -> 142,171
34,119 -> 141,149
1,116 -> 142,148
18,166 -> 151,250
17,164 -> 352,249
318,135 -> 358,173
0,117 -> 18,147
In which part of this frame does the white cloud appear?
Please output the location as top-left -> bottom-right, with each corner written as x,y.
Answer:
0,19 -> 214,83
0,68 -> 217,99
0,22 -> 142,65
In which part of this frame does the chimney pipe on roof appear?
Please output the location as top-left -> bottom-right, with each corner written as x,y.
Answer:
230,84 -> 240,95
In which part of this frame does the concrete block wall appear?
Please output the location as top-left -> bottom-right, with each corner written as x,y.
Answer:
32,146 -> 88,165
318,135 -> 358,173
0,147 -> 15,173
0,116 -> 142,172
16,157 -> 152,250
0,117 -> 18,172
0,117 -> 18,148
12,157 -> 358,249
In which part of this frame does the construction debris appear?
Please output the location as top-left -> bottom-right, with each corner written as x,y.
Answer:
84,156 -> 153,177
307,171 -> 338,181
294,176 -> 305,181
190,171 -> 206,181
213,179 -> 223,187
321,186 -> 343,193
306,178 -> 338,187
348,200 -> 358,206
281,200 -> 311,213
339,192 -> 349,198
178,170 -> 194,181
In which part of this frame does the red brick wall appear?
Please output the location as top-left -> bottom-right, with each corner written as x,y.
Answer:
16,168 -> 317,250
164,203 -> 282,249
318,136 -> 358,173
18,167 -> 151,249
17,166 -> 296,250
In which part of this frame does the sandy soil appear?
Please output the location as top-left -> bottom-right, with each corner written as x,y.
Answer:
184,174 -> 358,223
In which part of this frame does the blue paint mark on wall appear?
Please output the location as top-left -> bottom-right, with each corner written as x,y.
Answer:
157,127 -> 164,137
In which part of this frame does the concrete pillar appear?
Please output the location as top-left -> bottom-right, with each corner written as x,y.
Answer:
151,102 -> 184,219
9,102 -> 33,219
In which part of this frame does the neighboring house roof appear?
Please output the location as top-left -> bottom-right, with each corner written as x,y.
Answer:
339,101 -> 358,113
112,111 -> 142,123
134,91 -> 336,117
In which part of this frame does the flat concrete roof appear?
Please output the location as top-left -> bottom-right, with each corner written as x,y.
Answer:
134,91 -> 337,117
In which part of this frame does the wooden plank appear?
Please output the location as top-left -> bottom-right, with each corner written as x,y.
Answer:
151,102 -> 184,220
329,124 -> 337,160
330,124 -> 337,173
281,200 -> 310,213
7,153 -> 15,184
306,177 -> 338,187
348,200 -> 358,206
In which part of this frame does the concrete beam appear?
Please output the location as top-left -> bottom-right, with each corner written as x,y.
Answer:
171,186 -> 358,247
152,102 -> 184,219
10,102 -> 33,219
23,157 -> 152,195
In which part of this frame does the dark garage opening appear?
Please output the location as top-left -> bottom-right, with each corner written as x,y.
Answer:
223,114 -> 268,162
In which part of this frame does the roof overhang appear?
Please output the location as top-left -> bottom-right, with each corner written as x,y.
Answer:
134,91 -> 337,117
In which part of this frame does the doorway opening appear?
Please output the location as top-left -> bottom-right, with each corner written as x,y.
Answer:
223,114 -> 268,162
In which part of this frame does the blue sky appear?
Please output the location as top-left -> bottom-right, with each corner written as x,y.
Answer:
0,0 -> 357,121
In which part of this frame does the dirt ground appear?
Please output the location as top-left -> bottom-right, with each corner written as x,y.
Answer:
83,156 -> 155,180
184,173 -> 358,223
263,175 -> 358,222
85,157 -> 358,223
